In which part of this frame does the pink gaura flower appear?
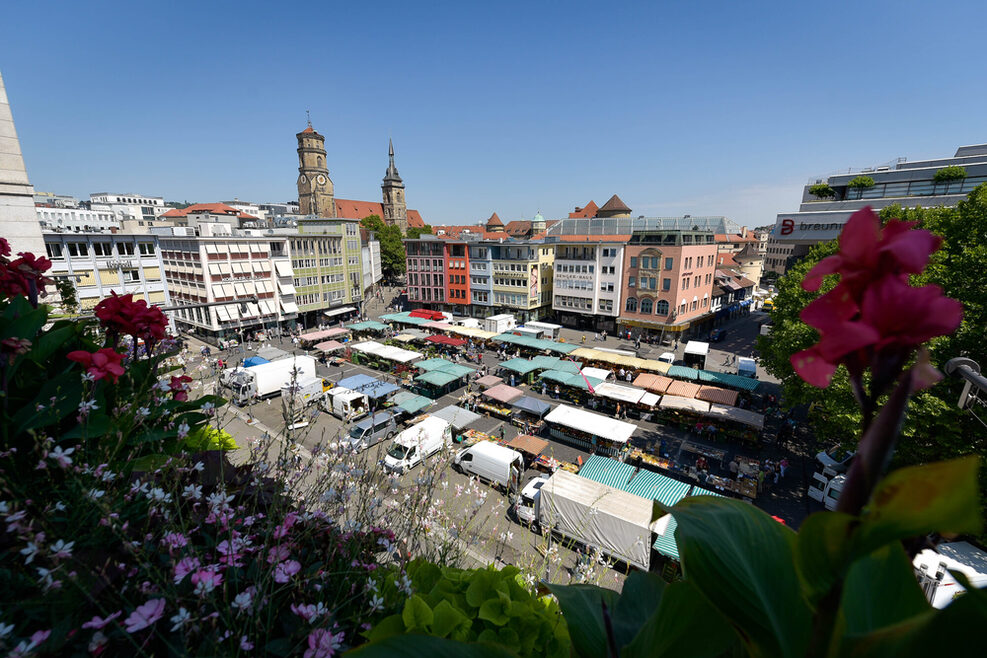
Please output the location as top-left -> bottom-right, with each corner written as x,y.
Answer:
173,556 -> 200,584
82,611 -> 121,630
123,598 -> 165,633
304,628 -> 344,658
267,545 -> 291,564
273,512 -> 298,539
274,559 -> 301,584
161,532 -> 188,550
191,569 -> 223,595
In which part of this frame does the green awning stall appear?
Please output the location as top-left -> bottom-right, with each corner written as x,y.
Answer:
347,321 -> 390,332
667,365 -> 701,381
379,312 -> 432,326
415,370 -> 461,387
576,455 -> 636,490
624,470 -> 692,508
493,333 -> 578,355
390,391 -> 434,415
697,369 -> 761,392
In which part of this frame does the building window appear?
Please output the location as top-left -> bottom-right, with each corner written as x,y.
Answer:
662,278 -> 671,291
628,276 -> 635,288
656,300 -> 669,315
625,297 -> 637,312
640,298 -> 653,314
664,257 -> 673,270
45,243 -> 64,259
629,257 -> 638,268
124,270 -> 140,282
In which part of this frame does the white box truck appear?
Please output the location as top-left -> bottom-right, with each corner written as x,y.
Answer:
913,542 -> 987,609
383,416 -> 452,474
485,314 -> 516,334
321,387 -> 370,421
537,469 -> 656,571
228,356 -> 317,406
453,441 -> 524,492
683,341 -> 710,369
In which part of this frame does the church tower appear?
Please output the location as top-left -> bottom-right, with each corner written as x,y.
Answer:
381,139 -> 407,233
296,120 -> 335,217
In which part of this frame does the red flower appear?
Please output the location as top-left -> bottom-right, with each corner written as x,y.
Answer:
801,207 -> 942,294
95,292 -> 169,344
169,375 -> 193,402
0,238 -> 10,257
67,348 -> 127,383
0,251 -> 53,300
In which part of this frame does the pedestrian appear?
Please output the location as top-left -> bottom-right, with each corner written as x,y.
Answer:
541,382 -> 547,396
779,458 -> 789,478
553,385 -> 560,399
757,468 -> 766,493
625,370 -> 632,383
499,425 -> 505,442
510,374 -> 515,387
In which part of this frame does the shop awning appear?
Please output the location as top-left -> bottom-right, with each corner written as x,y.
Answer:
280,299 -> 299,315
324,306 -> 356,318
668,365 -> 701,381
391,391 -> 433,415
539,369 -> 603,391
410,309 -> 446,321
640,392 -> 661,407
424,321 -> 453,330
696,385 -> 738,407
425,335 -> 467,347
493,333 -> 578,354
594,382 -> 649,405
392,333 -> 419,343
653,516 -> 680,561
689,486 -> 728,498
705,404 -> 765,430
300,328 -> 350,342
499,358 -> 542,375
274,260 -> 293,278
380,312 -> 432,326
278,281 -> 297,296
633,373 -> 673,393
665,380 -> 702,399
430,405 -> 483,431
697,369 -> 761,392
483,384 -> 523,404
577,455 -> 636,490
511,396 -> 553,418
347,321 -> 389,332
580,367 -> 612,381
624,470 -> 692,507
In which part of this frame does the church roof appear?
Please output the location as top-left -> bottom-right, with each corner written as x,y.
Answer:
334,198 -> 424,228
300,124 -> 316,134
504,219 -> 559,237
598,194 -> 631,213
569,200 -> 599,218
161,203 -> 258,220
486,212 -> 503,227
734,243 -> 761,260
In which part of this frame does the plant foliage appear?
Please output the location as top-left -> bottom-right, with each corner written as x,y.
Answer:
847,175 -> 875,189
933,165 -> 967,183
808,183 -> 835,198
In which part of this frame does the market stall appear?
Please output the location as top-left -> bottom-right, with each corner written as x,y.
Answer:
348,341 -> 423,370
509,395 -> 553,433
299,327 -> 351,348
657,396 -> 712,430
498,358 -> 543,385
704,403 -> 765,442
479,384 -> 524,418
475,374 -> 503,388
539,370 -> 603,404
346,320 -> 390,335
391,333 -> 421,343
431,405 -> 484,438
313,340 -> 345,354
576,455 -> 636,490
580,367 -> 612,382
494,333 -> 579,356
543,405 -> 637,457
569,348 -> 671,375
622,469 -> 692,507
379,312 -> 432,327
632,373 -> 674,394
664,380 -> 702,400
696,385 -> 739,407
389,391 -> 434,416
425,334 -> 467,349
335,374 -> 401,402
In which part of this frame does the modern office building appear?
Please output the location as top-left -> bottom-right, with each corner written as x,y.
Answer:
551,242 -> 624,332
771,142 -> 987,269
89,193 -> 169,225
288,217 -> 365,327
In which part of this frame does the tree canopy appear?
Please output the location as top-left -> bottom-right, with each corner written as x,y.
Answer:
758,185 -> 987,527
406,224 -> 433,240
361,214 -> 406,277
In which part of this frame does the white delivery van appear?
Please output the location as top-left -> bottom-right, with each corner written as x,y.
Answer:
658,352 -> 675,364
514,476 -> 550,529
342,412 -> 398,452
383,417 -> 452,474
683,341 -> 710,369
321,387 -> 369,421
454,441 -> 524,492
807,470 -> 844,510
737,357 -> 758,378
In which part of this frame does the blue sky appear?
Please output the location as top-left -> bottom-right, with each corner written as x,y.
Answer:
3,0 -> 987,228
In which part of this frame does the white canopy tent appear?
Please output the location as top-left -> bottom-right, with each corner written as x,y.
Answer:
580,367 -> 612,381
593,382 -> 649,405
658,396 -> 711,414
544,405 -> 637,444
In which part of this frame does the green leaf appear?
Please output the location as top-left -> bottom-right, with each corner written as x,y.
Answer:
837,571 -> 987,657
611,570 -> 666,650
130,453 -> 171,472
465,570 -> 498,609
857,457 -> 982,554
408,559 -> 443,594
794,511 -> 859,607
30,325 -> 75,362
840,543 -> 930,635
364,614 -> 405,643
672,497 -> 812,658
402,595 -> 434,631
478,592 -> 510,626
430,599 -> 470,639
545,582 -> 619,658
624,580 -> 739,658
63,412 -> 112,439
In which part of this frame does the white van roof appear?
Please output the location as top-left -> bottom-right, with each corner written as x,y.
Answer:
467,441 -> 522,462
684,341 -> 710,356
395,416 -> 450,446
331,387 -> 363,402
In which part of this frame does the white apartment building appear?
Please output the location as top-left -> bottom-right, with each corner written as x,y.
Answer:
156,223 -> 298,340
43,232 -> 172,321
37,206 -> 119,232
362,240 -> 382,293
222,200 -> 269,222
551,242 -> 624,331
89,193 -> 168,225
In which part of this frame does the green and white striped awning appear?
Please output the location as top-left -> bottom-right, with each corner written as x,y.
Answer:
688,486 -> 728,498
624,470 -> 692,507
652,516 -> 680,561
577,455 -> 636,490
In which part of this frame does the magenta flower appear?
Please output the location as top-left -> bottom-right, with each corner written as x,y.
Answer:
274,559 -> 301,584
173,556 -> 200,584
124,599 -> 165,633
801,206 -> 942,294
161,532 -> 188,550
82,611 -> 122,630
191,569 -> 223,595
267,545 -> 291,564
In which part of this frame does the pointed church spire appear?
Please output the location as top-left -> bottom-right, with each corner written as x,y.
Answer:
383,138 -> 402,184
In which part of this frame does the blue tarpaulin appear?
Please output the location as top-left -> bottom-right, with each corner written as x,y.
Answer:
511,395 -> 553,417
243,356 -> 269,368
335,375 -> 400,399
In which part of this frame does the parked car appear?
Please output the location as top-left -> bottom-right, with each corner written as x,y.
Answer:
709,328 -> 727,342
815,445 -> 855,472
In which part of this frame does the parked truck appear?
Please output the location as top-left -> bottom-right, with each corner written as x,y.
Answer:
484,314 -> 516,334
383,416 -> 453,474
281,375 -> 332,426
536,469 -> 657,571
227,356 -> 317,406
320,386 -> 370,421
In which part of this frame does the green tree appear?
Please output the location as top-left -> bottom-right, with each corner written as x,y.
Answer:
361,214 -> 406,277
54,277 -> 79,315
847,175 -> 875,189
406,224 -> 433,239
758,186 -> 987,527
933,165 -> 967,183
808,183 -> 835,198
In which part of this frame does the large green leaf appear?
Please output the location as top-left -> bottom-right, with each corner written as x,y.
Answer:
401,595 -> 434,631
839,543 -> 930,635
794,511 -> 858,607
624,580 -> 739,658
430,599 -> 471,640
838,571 -> 987,657
611,570 -> 666,651
856,457 -> 982,555
29,325 -> 76,363
672,497 -> 812,658
545,582 -> 619,658
348,634 -> 517,657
